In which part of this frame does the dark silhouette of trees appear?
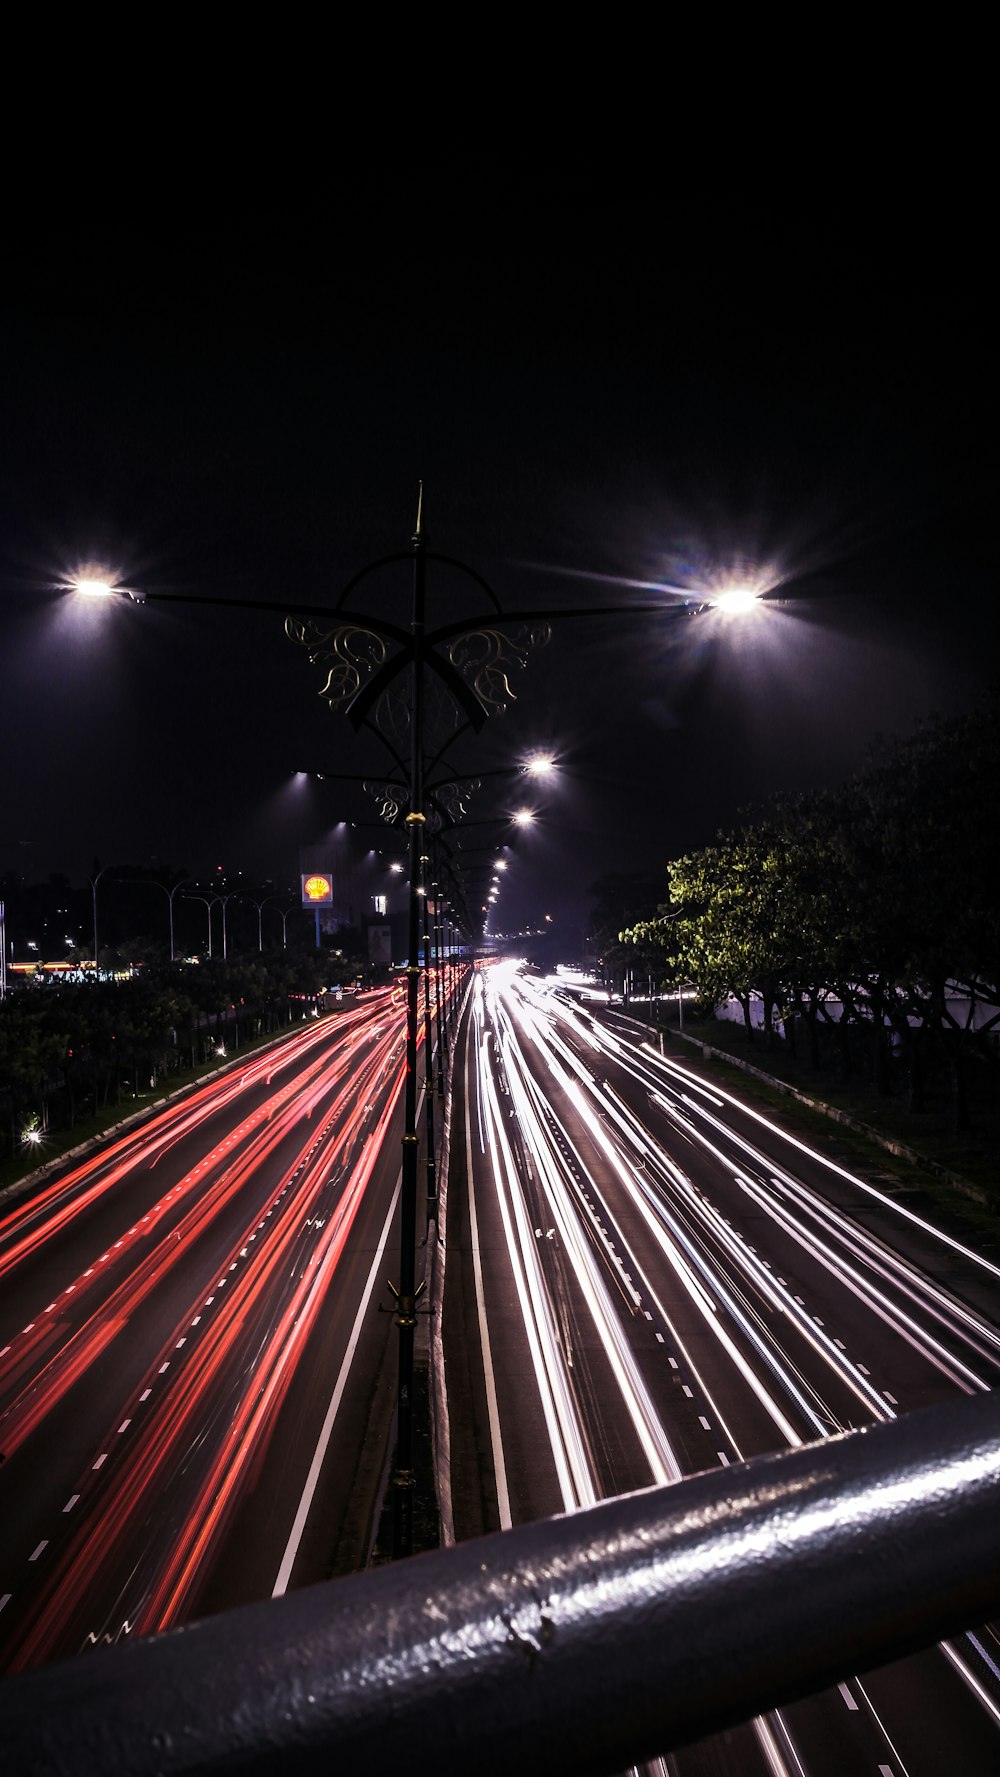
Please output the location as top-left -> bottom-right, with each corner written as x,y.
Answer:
620,698 -> 1000,1128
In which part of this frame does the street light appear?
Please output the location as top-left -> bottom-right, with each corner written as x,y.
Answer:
89,862 -> 114,978
183,889 -> 240,961
239,890 -> 293,952
132,876 -> 191,962
69,499 -> 711,1563
714,585 -> 760,615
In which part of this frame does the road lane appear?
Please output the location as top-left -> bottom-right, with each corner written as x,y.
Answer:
0,987 -> 417,1670
443,963 -> 1000,1776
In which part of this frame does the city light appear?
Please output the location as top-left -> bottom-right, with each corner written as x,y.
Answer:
73,578 -> 116,597
713,585 -> 760,615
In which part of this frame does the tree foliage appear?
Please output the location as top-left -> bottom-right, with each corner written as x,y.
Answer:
619,698 -> 1000,1119
0,949 -> 353,1167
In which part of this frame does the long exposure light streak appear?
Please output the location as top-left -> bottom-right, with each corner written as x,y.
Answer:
470,964 -> 1000,1767
475,966 -> 809,1776
0,988 -> 418,1672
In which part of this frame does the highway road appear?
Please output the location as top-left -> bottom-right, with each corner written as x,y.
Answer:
440,962 -> 1000,1776
0,987 -> 417,1672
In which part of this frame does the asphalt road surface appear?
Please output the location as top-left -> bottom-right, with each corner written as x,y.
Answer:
0,988 -> 415,1671
440,962 -> 1000,1777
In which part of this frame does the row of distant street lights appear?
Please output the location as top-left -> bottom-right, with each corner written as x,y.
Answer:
69,504 -> 766,1558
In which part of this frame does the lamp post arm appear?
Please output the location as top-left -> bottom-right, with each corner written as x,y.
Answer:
426,597 -> 708,649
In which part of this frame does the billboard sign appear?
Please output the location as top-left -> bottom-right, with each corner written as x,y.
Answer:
368,925 -> 392,965
301,873 -> 334,907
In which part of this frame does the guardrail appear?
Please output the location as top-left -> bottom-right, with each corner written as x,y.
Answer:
3,1391 -> 999,1776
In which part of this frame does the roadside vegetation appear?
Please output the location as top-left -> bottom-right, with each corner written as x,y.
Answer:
0,950 -> 361,1192
593,698 -> 1000,1215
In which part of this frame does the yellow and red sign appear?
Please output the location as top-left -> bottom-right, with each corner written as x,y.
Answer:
301,873 -> 334,906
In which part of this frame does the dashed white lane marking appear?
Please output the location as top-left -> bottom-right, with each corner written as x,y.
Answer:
0,1593 -> 10,1612
118,1420 -> 131,1434
834,1338 -> 846,1348
885,1391 -> 898,1404
92,1454 -> 107,1470
717,1453 -> 730,1466
643,1310 -> 653,1320
22,1324 -> 34,1333
698,1416 -> 711,1431
63,1495 -> 80,1513
682,1385 -> 694,1398
858,1363 -> 870,1375
29,1542 -> 47,1562
0,1346 -> 9,1357
838,1681 -> 858,1710
191,1316 -> 201,1327
878,1767 -> 895,1776
175,1338 -> 186,1349
159,1362 -> 170,1374
668,1357 -> 679,1370
139,1389 -> 151,1402
655,1332 -> 665,1343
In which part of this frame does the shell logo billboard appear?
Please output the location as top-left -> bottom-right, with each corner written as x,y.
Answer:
301,873 -> 334,906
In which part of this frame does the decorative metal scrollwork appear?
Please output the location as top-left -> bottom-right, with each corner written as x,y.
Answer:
435,779 -> 481,824
363,779 -> 406,825
447,623 -> 551,713
285,617 -> 387,710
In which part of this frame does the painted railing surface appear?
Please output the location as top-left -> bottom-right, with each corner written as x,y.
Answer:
2,1391 -> 999,1777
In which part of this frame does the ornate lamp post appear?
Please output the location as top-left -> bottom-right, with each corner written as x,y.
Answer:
71,502 -> 712,1562
285,492 -> 555,1557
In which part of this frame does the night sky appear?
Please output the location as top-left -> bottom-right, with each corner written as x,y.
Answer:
2,164 -> 996,949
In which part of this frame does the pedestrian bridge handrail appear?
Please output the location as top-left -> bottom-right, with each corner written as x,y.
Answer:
3,1391 -> 1000,1776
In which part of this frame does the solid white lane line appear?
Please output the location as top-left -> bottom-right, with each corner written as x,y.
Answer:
271,1174 -> 401,1598
465,1030 -> 513,1530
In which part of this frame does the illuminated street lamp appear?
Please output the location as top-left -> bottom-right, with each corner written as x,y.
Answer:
713,585 -> 760,615
68,499 -> 713,1563
523,752 -> 557,776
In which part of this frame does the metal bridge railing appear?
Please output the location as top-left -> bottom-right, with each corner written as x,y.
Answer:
3,1390 -> 1000,1776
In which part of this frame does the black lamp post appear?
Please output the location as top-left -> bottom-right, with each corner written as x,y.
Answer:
70,498 -> 712,1562
286,499 -> 554,1557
